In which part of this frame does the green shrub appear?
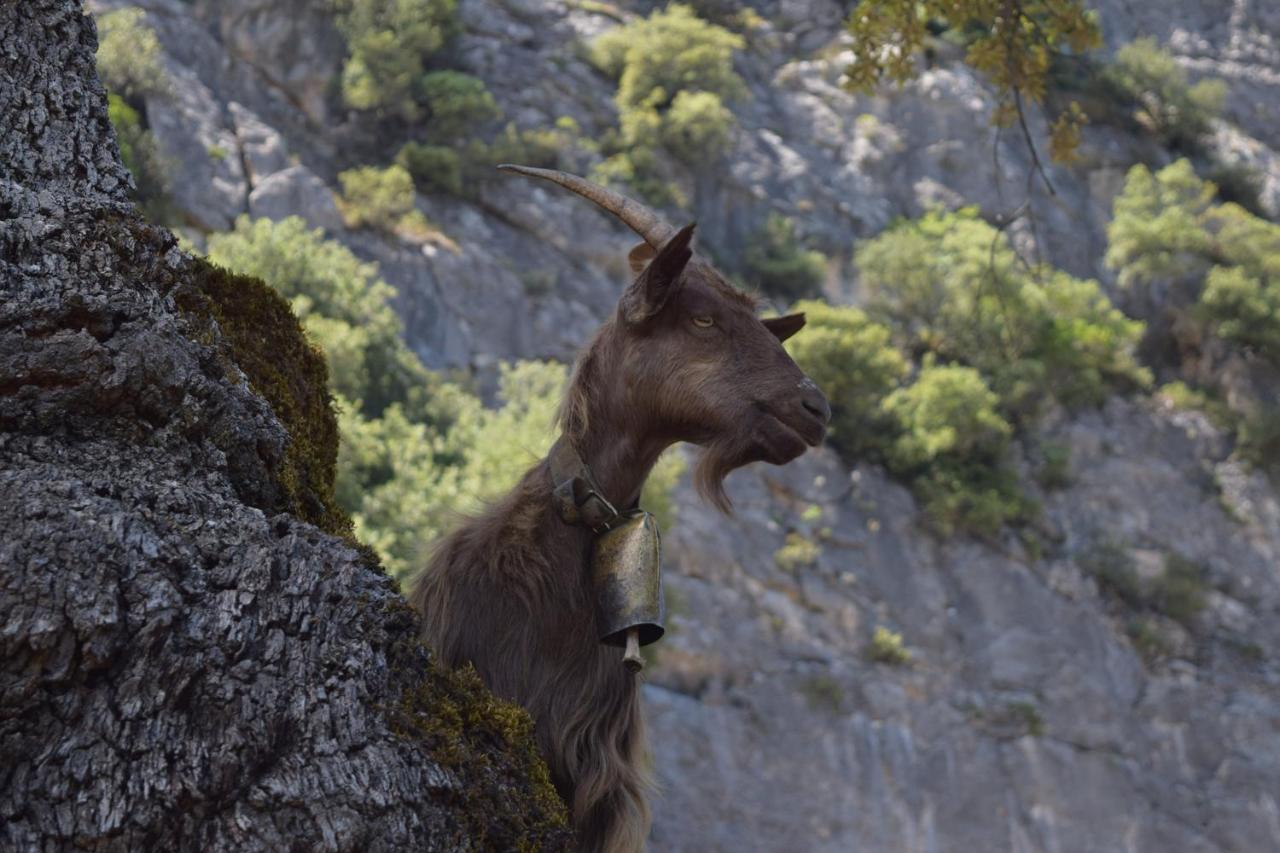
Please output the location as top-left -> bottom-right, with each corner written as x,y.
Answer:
205,215 -> 437,419
337,164 -> 428,234
784,301 -> 908,461
592,4 -> 745,110
1104,38 -> 1225,152
1036,441 -> 1072,490
881,364 -> 1032,535
417,70 -> 501,139
882,364 -> 1011,470
397,142 -> 463,195
859,208 -> 1148,418
592,4 -> 744,169
1107,161 -> 1280,476
1079,539 -> 1143,608
1153,554 -> 1207,626
774,532 -> 821,572
106,94 -> 171,222
1206,160 -> 1267,218
1004,701 -> 1045,737
591,148 -> 683,208
1080,541 -> 1207,628
866,627 -> 912,666
96,7 -> 169,102
1105,160 -> 1217,291
1237,407 -> 1280,480
1157,381 -> 1234,429
799,675 -> 844,713
660,90 -> 735,164
334,0 -> 458,119
743,215 -> 827,301
1127,617 -> 1169,661
1201,263 -> 1280,357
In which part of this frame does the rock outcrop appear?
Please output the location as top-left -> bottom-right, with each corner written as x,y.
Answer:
0,3 -> 568,849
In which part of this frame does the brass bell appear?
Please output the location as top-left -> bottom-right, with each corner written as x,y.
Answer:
592,510 -> 665,673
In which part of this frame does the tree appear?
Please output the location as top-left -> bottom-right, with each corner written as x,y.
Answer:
0,3 -> 568,848
844,0 -> 1101,172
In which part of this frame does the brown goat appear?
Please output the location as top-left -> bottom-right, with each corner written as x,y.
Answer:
410,166 -> 830,852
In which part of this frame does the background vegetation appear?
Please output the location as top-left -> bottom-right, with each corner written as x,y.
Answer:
97,1 -> 1276,560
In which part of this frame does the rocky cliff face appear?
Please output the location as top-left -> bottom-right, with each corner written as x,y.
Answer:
0,3 -> 568,849
73,0 -> 1280,850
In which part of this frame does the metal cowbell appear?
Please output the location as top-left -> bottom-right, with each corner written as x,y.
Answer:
592,510 -> 665,667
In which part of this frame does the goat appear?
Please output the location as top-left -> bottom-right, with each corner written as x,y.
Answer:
409,166 -> 830,852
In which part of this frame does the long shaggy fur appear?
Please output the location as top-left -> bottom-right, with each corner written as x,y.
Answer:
410,465 -> 654,853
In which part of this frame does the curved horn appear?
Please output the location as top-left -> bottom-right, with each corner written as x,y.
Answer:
497,164 -> 675,248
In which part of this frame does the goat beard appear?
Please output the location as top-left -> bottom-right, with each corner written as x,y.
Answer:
692,433 -> 761,515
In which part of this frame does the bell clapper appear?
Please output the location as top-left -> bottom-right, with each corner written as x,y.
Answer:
623,628 -> 643,673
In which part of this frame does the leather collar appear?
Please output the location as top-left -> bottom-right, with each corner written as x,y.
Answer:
548,438 -> 629,532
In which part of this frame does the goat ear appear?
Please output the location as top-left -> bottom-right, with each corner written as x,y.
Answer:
619,223 -> 695,325
763,312 -> 806,342
627,242 -> 657,273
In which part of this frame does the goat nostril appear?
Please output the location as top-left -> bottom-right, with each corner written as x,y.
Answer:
802,396 -> 830,424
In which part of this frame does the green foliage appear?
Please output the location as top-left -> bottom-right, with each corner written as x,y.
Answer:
1003,701 -> 1046,737
205,216 -> 436,419
843,0 -> 1100,161
789,207 -> 1149,538
1105,160 -> 1216,290
1079,539 -> 1144,608
866,627 -> 912,666
881,364 -> 1030,535
397,142 -> 463,196
1202,264 -> 1280,356
592,4 -> 744,171
400,120 -> 585,199
799,674 -> 844,713
1237,408 -> 1280,480
417,70 -> 501,139
881,364 -> 1011,469
784,301 -> 907,461
1107,162 -> 1280,479
206,217 -> 647,578
1104,38 -> 1226,152
1127,618 -> 1169,661
1080,540 -> 1208,628
1153,554 -> 1207,627
333,0 -> 458,119
658,90 -> 735,163
1036,442 -> 1073,490
592,4 -> 745,112
592,148 -> 683,208
106,94 -> 171,222
337,164 -> 432,236
743,215 -> 827,301
774,532 -> 821,572
1157,381 -> 1234,429
96,7 -> 169,102
1206,160 -> 1267,218
859,208 -> 1149,417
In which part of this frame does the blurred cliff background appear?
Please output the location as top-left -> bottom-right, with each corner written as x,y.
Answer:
87,0 -> 1280,848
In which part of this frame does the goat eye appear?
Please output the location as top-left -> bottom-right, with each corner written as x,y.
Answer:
692,316 -> 714,329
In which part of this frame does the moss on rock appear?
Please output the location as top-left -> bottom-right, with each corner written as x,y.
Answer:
381,598 -> 572,851
175,256 -> 354,540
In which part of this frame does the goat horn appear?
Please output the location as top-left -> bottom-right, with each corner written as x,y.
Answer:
497,164 -> 675,248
